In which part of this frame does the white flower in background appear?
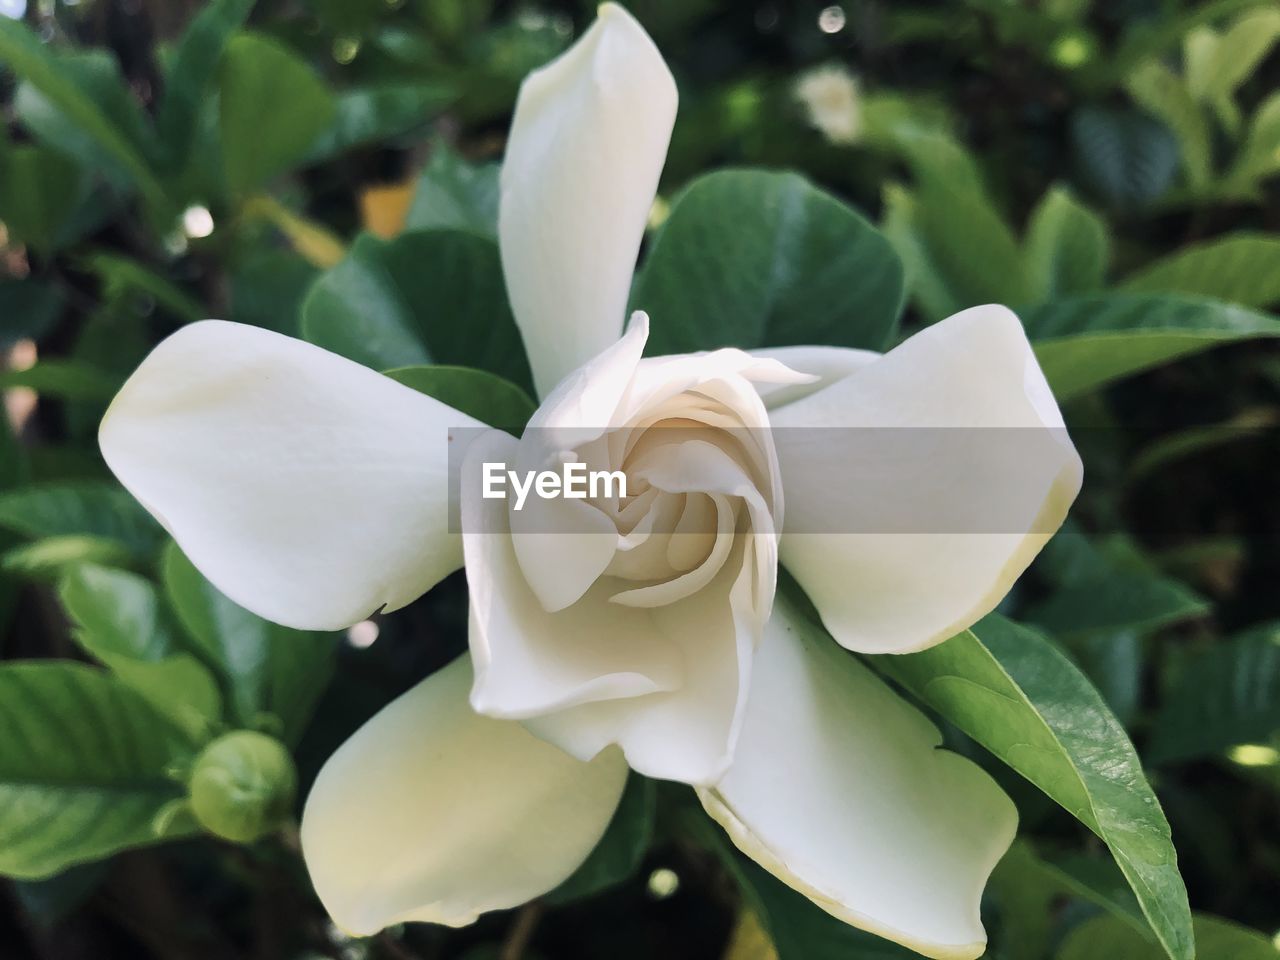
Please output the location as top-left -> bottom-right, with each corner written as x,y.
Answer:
794,62 -> 862,145
98,5 -> 1081,959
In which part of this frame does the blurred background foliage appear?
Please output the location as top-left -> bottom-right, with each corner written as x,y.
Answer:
1,0 -> 1279,958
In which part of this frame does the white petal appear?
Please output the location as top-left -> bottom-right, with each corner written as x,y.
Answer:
699,597 -> 1016,960
499,3 -> 677,397
99,320 -> 478,631
301,654 -> 627,934
770,305 -> 1082,653
465,429 -> 685,717
525,532 -> 761,786
747,345 -> 878,409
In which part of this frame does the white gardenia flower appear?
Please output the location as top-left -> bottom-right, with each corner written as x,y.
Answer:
794,62 -> 862,145
97,6 -> 1081,960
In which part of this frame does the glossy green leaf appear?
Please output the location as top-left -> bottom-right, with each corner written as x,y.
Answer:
1058,914 -> 1273,960
218,32 -> 336,196
161,543 -> 334,744
58,564 -> 222,739
0,25 -> 168,210
1023,294 -> 1280,399
1070,106 -> 1179,210
1149,623 -> 1280,764
1025,186 -> 1110,300
1028,572 -> 1207,638
303,84 -> 456,165
871,615 -> 1193,960
1121,234 -> 1280,308
384,366 -> 536,431
0,662 -> 194,879
405,142 -> 500,235
634,170 -> 904,353
300,229 -> 533,391
0,145 -> 81,254
547,774 -> 656,905
155,0 -> 256,174
0,483 -> 162,561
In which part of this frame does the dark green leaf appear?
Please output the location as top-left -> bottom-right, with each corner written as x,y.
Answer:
0,483 -> 163,561
155,0 -> 257,174
0,361 -> 124,403
84,252 -> 205,324
406,142 -> 500,236
0,144 -> 81,254
1023,294 -> 1280,399
228,247 -> 318,335
0,25 -> 169,210
300,229 -> 533,391
0,662 -> 194,879
872,615 -> 1193,960
303,84 -> 457,165
1149,623 -> 1280,763
1070,106 -> 1179,211
161,543 -> 334,744
218,32 -> 336,196
634,169 -> 904,353
0,277 -> 66,348
384,366 -> 535,431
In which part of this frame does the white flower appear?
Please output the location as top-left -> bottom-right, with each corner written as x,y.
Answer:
97,5 -> 1081,959
795,62 -> 862,145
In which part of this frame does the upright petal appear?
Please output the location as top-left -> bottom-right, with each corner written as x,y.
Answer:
770,305 -> 1082,653
699,598 -> 1016,960
99,321 -> 478,631
302,655 -> 628,934
499,2 -> 677,397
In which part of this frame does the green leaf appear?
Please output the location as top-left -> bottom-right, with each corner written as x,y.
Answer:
0,483 -> 162,561
155,0 -> 257,174
218,32 -> 336,196
1121,233 -> 1280,308
1149,623 -> 1280,763
634,170 -> 904,353
1025,186 -> 1110,300
0,145 -> 81,254
84,252 -> 205,323
871,615 -> 1194,960
405,142 -> 500,236
384,366 -> 536,431
0,661 -> 194,879
1184,8 -> 1280,103
547,774 -> 656,905
58,564 -> 222,740
881,184 -> 969,322
1059,914 -> 1273,960
1070,106 -> 1179,210
1125,61 -> 1213,189
303,84 -> 457,165
0,24 -> 169,211
2,536 -> 136,579
0,277 -> 66,348
0,361 -> 124,403
1229,92 -> 1280,187
161,543 -> 334,744
300,229 -> 533,392
1023,294 -> 1280,399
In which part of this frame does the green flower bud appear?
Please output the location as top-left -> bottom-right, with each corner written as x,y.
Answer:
188,731 -> 297,844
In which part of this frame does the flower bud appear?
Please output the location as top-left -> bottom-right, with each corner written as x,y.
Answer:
188,731 -> 296,843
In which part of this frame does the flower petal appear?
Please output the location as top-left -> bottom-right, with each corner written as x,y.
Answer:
499,3 -> 677,397
769,305 -> 1082,653
99,320 -> 477,631
747,345 -> 878,409
301,654 -> 628,934
699,597 -> 1016,960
